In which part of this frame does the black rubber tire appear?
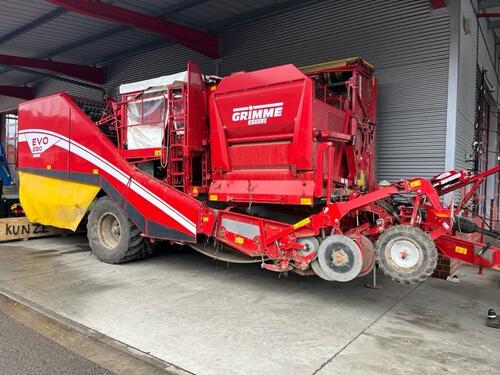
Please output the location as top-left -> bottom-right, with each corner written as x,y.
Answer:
375,225 -> 437,285
87,196 -> 150,264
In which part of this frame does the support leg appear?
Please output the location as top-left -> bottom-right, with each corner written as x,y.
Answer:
365,266 -> 383,289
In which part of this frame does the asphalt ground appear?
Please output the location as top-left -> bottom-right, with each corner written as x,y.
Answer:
0,310 -> 111,375
0,292 -> 177,375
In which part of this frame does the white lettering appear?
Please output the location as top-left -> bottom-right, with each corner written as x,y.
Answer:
248,119 -> 267,125
25,134 -> 59,156
231,102 -> 284,125
251,109 -> 263,119
262,108 -> 274,118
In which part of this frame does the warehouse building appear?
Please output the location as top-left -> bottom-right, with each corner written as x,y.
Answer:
0,1 -> 499,374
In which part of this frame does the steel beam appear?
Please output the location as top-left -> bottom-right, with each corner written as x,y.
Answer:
95,0 -> 313,66
0,85 -> 33,100
44,0 -> 211,60
48,0 -> 220,59
478,12 -> 500,17
0,64 -> 105,93
0,54 -> 105,84
0,0 -> 210,88
429,0 -> 447,9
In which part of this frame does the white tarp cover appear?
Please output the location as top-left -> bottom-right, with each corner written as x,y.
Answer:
126,96 -> 166,149
119,71 -> 188,94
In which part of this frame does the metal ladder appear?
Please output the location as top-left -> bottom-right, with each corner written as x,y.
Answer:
166,85 -> 188,191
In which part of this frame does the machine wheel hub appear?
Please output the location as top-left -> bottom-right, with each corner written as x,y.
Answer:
98,212 -> 122,249
331,248 -> 349,267
389,239 -> 420,269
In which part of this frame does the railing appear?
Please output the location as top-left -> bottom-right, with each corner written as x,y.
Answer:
314,81 -> 344,110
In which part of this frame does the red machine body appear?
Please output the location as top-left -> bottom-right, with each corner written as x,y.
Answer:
15,58 -> 500,285
16,92 -> 205,242
209,59 -> 376,206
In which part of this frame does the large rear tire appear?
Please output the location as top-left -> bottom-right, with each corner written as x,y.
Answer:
375,225 -> 437,284
87,197 -> 150,264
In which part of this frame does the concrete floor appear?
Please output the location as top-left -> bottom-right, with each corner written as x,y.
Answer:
0,235 -> 499,375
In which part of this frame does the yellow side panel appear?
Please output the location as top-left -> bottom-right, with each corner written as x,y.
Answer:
19,171 -> 100,231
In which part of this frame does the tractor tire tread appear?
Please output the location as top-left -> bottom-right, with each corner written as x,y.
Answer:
87,196 -> 150,264
375,225 -> 437,285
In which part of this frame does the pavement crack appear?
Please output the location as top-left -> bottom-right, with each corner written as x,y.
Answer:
312,283 -> 421,374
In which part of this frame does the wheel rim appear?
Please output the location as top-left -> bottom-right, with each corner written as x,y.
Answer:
388,239 -> 421,269
317,235 -> 363,282
311,260 -> 335,281
98,212 -> 121,249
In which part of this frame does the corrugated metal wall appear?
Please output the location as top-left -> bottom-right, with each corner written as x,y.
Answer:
454,0 -> 498,175
104,44 -> 216,97
476,2 -> 500,220
0,96 -> 22,113
34,78 -> 104,101
220,0 -> 450,181
455,0 -> 478,171
478,15 -> 498,103
25,44 -> 218,103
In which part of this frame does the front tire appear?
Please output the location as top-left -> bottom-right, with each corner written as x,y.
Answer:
87,197 -> 150,264
375,225 -> 437,284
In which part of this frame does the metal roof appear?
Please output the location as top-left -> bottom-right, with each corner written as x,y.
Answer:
0,0 -> 299,89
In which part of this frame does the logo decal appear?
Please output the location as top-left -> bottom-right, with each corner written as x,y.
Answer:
24,134 -> 60,157
232,102 -> 283,125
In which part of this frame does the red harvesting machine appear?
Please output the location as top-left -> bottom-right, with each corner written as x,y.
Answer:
17,58 -> 500,284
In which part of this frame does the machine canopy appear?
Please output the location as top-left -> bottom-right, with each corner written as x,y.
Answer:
119,71 -> 188,94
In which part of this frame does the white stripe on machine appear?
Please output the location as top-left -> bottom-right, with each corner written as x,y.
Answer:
18,129 -> 196,235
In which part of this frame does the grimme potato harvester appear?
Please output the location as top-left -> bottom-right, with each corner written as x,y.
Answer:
17,58 -> 500,284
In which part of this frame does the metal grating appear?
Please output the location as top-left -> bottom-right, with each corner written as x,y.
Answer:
314,81 -> 343,110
